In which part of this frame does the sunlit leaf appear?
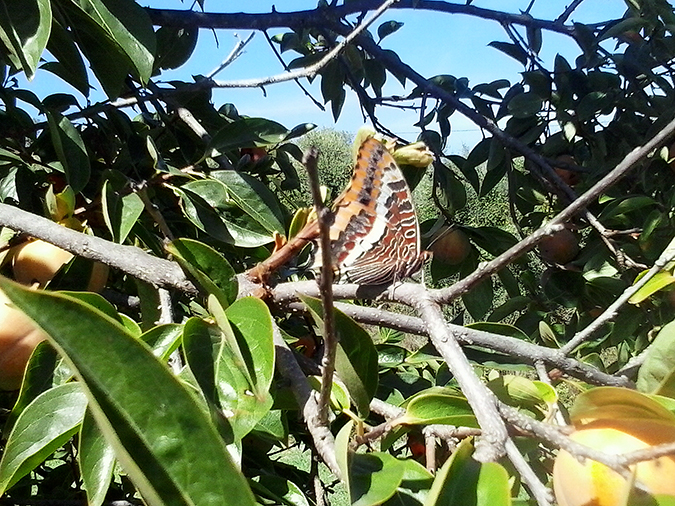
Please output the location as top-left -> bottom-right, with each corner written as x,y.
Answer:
0,278 -> 256,506
0,383 -> 87,494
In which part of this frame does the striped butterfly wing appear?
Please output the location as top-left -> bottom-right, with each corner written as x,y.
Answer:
326,138 -> 428,285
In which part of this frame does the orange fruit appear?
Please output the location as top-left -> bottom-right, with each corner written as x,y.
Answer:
553,425 -> 675,506
538,229 -> 579,265
0,288 -> 48,390
430,228 -> 471,265
12,239 -> 108,291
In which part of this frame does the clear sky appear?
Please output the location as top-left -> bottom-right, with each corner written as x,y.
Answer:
20,1 -> 628,152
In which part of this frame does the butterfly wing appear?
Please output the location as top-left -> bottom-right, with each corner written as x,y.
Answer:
328,138 -> 426,285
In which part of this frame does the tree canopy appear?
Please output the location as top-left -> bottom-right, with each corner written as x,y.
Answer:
1,1 -> 675,506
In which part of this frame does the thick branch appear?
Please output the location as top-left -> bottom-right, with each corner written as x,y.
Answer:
0,204 -> 195,294
145,1 -> 582,39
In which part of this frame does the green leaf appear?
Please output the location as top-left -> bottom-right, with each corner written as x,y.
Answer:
208,117 -> 290,154
571,386 -> 675,426
154,25 -> 198,71
351,452 -> 406,506
140,323 -> 184,361
184,298 -> 275,440
211,170 -> 285,234
256,475 -> 310,506
507,92 -> 543,118
0,383 -> 87,494
488,41 -> 528,66
68,0 -> 155,83
0,0 -> 51,79
101,175 -> 144,243
4,340 -> 57,433
47,111 -> 91,193
629,271 -> 675,304
44,18 -> 89,95
0,278 -> 256,506
300,295 -> 379,417
166,238 -> 237,309
400,388 -> 478,426
79,409 -> 115,506
638,320 -> 675,397
487,375 -> 555,418
173,185 -> 273,247
377,20 -> 404,41
384,459 -> 433,505
425,438 -> 511,506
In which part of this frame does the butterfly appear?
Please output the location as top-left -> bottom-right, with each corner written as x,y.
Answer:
246,137 -> 429,286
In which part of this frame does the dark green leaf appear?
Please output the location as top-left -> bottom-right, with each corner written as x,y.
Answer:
300,295 -> 378,417
351,452 -> 406,506
47,111 -> 91,193
426,438 -> 511,506
79,410 -> 115,506
208,117 -> 290,154
154,26 -> 198,71
377,20 -> 404,41
0,383 -> 87,494
211,170 -> 285,234
166,238 -> 237,309
0,0 -> 51,79
0,278 -> 256,506
488,41 -> 528,66
68,0 -> 155,83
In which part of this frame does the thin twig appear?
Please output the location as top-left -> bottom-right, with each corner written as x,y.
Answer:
207,32 -> 255,79
561,236 -> 675,354
504,438 -> 553,506
272,321 -> 341,477
262,30 -> 325,110
303,147 -> 338,425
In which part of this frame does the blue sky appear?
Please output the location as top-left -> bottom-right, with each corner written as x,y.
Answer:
21,1 -> 628,151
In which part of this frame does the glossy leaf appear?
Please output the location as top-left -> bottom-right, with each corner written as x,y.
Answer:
0,0 -> 51,79
0,278 -> 256,506
400,388 -> 478,426
571,386 -> 675,426
4,341 -> 57,433
211,170 -> 285,234
79,410 -> 115,506
68,0 -> 155,83
629,271 -> 675,304
638,319 -> 675,397
184,297 -> 275,440
173,185 -> 273,247
351,452 -> 406,506
300,295 -> 378,417
0,383 -> 87,494
101,176 -> 144,243
140,323 -> 184,361
208,117 -> 290,153
166,238 -> 237,309
425,438 -> 511,506
47,111 -> 91,193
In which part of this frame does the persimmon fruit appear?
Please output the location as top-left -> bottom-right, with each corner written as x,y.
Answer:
430,228 -> 471,265
538,229 -> 579,265
553,424 -> 675,506
0,288 -> 48,390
